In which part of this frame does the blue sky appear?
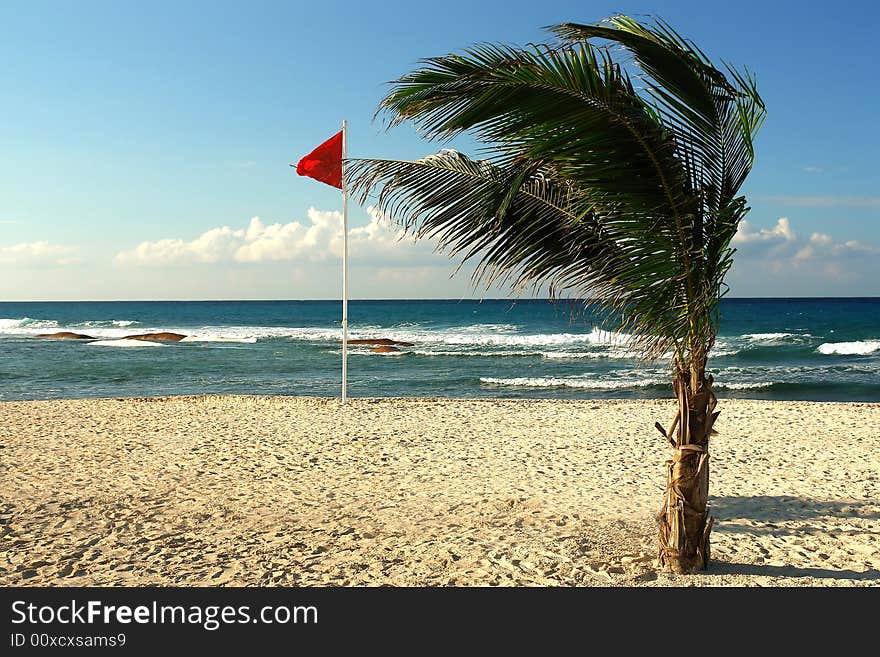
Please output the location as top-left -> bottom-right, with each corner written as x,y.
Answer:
1,0 -> 878,300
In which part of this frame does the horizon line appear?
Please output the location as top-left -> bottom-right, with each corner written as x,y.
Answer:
2,296 -> 879,303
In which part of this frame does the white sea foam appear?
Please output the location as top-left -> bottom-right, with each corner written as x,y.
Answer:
180,335 -> 258,343
395,327 -> 629,347
1,321 -> 134,338
1,319 -> 635,349
87,339 -> 166,348
479,376 -> 666,389
177,324 -> 634,347
410,349 -> 633,359
69,319 -> 139,329
0,317 -> 59,331
0,318 -> 28,329
455,323 -> 521,333
709,349 -> 741,358
742,332 -> 796,341
480,375 -> 777,391
817,340 -> 880,355
541,350 -> 633,359
1,321 -> 267,340
711,364 -> 879,378
413,350 -> 531,357
384,326 -> 630,347
171,326 -> 339,341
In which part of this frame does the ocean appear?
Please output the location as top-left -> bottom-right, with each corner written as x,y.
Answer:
0,298 -> 878,402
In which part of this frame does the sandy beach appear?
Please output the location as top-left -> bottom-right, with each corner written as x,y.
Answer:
1,395 -> 877,587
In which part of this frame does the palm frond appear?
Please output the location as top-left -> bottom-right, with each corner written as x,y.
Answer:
550,16 -> 765,364
347,15 -> 765,370
349,150 -> 691,359
377,42 -> 690,219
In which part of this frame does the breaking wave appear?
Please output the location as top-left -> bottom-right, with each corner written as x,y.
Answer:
817,340 -> 880,356
180,335 -> 258,344
479,376 -> 667,390
0,317 -> 59,330
411,349 -> 636,359
743,332 -> 797,341
713,381 -> 774,390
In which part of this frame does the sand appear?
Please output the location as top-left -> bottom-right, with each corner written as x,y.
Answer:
1,395 -> 877,587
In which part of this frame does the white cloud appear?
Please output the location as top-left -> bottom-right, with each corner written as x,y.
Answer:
802,166 -> 823,174
794,235 -> 879,261
116,207 -> 440,267
840,240 -> 878,254
793,246 -> 814,262
809,232 -> 832,246
0,241 -> 79,266
732,217 -> 796,244
735,218 -> 877,262
113,211 -> 880,297
349,207 -> 437,263
728,216 -> 879,290
114,228 -> 241,266
234,212 -> 340,263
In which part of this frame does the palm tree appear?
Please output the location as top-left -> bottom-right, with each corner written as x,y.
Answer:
346,15 -> 765,574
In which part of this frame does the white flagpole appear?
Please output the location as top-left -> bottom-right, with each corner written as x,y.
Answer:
341,119 -> 349,404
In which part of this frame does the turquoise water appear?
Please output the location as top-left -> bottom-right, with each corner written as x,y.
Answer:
0,298 -> 878,401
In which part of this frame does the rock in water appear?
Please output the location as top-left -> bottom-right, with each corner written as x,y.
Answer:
371,345 -> 402,353
35,332 -> 96,340
125,332 -> 187,342
348,338 -> 415,347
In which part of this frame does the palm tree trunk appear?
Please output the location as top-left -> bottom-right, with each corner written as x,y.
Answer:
656,369 -> 719,573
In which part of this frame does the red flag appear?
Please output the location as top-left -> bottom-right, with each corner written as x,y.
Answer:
294,131 -> 343,189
